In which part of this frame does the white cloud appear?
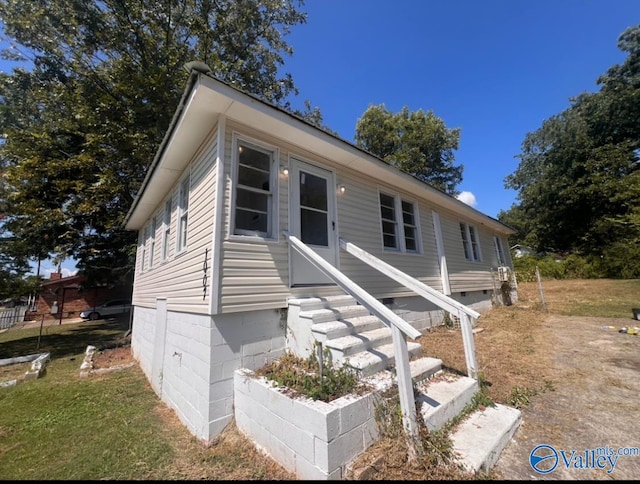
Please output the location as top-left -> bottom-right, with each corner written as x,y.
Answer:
456,191 -> 477,208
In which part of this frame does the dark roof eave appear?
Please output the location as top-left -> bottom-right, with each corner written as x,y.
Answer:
123,70 -> 200,228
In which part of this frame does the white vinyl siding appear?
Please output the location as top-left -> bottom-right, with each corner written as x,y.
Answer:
132,130 -> 217,314
214,120 -> 511,311
337,174 -> 439,297
437,209 -> 508,292
219,122 -> 444,312
221,124 -> 289,312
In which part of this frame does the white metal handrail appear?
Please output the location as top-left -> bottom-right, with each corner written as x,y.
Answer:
339,238 -> 479,379
284,231 -> 420,449
285,233 -> 420,340
340,239 -> 480,320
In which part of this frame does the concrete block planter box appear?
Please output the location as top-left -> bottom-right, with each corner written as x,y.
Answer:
234,368 -> 391,480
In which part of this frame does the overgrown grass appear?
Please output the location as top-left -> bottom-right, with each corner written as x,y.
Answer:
520,278 -> 640,318
255,348 -> 367,402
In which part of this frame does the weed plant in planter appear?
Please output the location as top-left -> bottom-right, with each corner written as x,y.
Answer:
255,346 -> 369,402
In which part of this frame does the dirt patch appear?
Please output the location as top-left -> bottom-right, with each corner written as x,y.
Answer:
0,361 -> 32,382
491,315 -> 640,480
345,281 -> 640,480
91,346 -> 134,369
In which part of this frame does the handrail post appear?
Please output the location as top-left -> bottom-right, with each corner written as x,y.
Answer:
458,311 -> 478,379
391,324 -> 418,459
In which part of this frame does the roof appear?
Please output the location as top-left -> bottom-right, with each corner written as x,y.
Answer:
124,67 -> 515,235
42,274 -> 85,287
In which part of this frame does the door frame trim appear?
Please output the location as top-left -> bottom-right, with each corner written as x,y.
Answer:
288,156 -> 339,287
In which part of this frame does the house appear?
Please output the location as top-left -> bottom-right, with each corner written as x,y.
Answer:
28,272 -> 108,322
510,244 -> 535,258
25,271 -> 132,323
123,65 -> 516,444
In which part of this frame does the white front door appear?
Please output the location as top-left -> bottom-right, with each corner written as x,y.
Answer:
290,159 -> 338,286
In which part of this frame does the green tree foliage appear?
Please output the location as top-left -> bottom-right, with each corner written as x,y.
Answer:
501,24 -> 640,277
0,0 -> 311,287
354,104 -> 463,195
0,235 -> 42,301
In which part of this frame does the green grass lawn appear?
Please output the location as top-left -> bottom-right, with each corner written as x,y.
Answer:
0,317 -> 296,480
0,317 -> 177,480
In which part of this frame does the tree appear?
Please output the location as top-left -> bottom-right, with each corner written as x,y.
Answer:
354,104 -> 462,194
501,24 -> 640,276
0,0 -> 312,286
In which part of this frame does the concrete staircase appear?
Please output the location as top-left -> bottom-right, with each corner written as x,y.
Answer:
287,295 -> 522,475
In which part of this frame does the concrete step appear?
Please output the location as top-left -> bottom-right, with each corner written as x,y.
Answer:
289,295 -> 358,312
409,356 -> 443,382
298,304 -> 370,324
324,327 -> 393,358
311,314 -> 385,341
342,341 -> 423,376
416,373 -> 479,431
450,403 -> 522,474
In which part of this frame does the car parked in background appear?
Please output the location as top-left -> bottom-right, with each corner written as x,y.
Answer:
80,299 -> 132,321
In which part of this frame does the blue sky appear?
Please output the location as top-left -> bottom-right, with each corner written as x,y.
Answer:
3,0 -> 638,277
284,0 -> 638,215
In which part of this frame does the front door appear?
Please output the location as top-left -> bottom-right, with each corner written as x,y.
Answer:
290,159 -> 337,286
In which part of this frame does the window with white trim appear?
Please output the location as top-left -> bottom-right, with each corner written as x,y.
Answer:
460,222 -> 481,262
162,199 -> 171,261
401,200 -> 418,252
149,216 -> 156,269
494,236 -> 506,266
141,225 -> 149,271
232,139 -> 275,238
379,191 -> 420,253
379,192 -> 398,249
177,176 -> 189,253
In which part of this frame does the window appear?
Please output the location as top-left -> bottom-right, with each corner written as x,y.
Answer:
379,191 -> 420,253
162,199 -> 171,260
379,192 -> 398,249
460,222 -> 481,262
149,216 -> 156,269
177,176 -> 190,252
401,200 -> 418,252
494,236 -> 506,266
141,225 -> 149,271
233,139 -> 275,238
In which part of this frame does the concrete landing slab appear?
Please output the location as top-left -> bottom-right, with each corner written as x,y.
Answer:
417,374 -> 478,431
450,403 -> 522,473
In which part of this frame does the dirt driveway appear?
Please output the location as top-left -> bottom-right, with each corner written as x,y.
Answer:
492,314 -> 640,480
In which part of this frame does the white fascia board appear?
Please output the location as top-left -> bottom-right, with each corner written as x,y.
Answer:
128,73 -> 514,235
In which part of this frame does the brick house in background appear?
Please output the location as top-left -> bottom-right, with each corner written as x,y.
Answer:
28,272 -> 126,322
